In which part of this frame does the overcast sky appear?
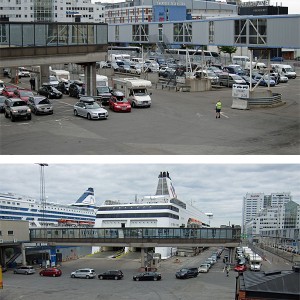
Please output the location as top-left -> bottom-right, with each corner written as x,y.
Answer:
0,162 -> 299,227
93,0 -> 300,14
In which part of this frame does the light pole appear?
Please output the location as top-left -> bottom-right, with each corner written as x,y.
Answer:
36,163 -> 48,267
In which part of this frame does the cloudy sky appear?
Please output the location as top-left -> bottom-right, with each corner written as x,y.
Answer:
94,0 -> 300,14
0,161 -> 299,227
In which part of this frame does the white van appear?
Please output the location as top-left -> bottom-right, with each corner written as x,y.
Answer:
232,56 -> 250,67
79,74 -> 108,86
245,62 -> 266,70
271,64 -> 297,79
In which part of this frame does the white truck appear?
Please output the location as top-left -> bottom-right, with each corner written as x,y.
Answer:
112,77 -> 152,108
50,69 -> 70,81
270,64 -> 297,79
249,254 -> 262,271
79,74 -> 108,87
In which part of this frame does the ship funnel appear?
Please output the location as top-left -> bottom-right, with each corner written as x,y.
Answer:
155,172 -> 177,198
73,188 -> 95,206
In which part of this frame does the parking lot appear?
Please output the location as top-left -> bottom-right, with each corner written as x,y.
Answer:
0,73 -> 299,155
1,247 -> 294,300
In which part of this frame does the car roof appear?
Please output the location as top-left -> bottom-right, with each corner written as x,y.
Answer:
79,96 -> 95,102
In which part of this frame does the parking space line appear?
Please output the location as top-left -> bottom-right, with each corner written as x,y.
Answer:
220,112 -> 229,118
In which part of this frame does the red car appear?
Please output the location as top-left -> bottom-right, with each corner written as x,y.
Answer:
13,89 -> 34,103
109,90 -> 131,112
2,85 -> 17,98
234,264 -> 247,272
39,267 -> 62,277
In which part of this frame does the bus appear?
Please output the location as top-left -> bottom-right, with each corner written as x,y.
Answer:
165,49 -> 220,62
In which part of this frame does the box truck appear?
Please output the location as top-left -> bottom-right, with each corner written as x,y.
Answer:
112,77 -> 152,108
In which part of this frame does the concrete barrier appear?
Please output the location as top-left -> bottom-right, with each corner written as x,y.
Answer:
231,98 -> 250,110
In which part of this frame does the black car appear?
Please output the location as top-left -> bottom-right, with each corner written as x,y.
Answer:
57,80 -> 72,94
37,84 -> 62,99
96,85 -> 111,105
69,80 -> 84,98
98,270 -> 124,280
175,268 -> 198,279
133,272 -> 161,281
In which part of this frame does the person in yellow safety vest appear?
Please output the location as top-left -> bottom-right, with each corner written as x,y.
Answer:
216,100 -> 222,118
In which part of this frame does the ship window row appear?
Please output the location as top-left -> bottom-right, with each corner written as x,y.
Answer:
0,210 -> 95,219
0,205 -> 28,211
98,205 -> 179,213
97,212 -> 179,220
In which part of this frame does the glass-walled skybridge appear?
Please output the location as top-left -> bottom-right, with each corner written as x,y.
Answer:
30,227 -> 241,247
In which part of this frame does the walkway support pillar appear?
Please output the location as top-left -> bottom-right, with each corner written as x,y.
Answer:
40,65 -> 50,86
84,62 -> 97,96
141,247 -> 145,270
21,243 -> 26,266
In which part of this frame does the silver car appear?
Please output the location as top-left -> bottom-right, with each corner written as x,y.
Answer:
73,100 -> 108,120
71,268 -> 96,279
28,96 -> 53,115
14,265 -> 35,275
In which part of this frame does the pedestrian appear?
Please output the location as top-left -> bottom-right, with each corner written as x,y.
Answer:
225,265 -> 230,277
215,100 -> 222,118
29,77 -> 35,90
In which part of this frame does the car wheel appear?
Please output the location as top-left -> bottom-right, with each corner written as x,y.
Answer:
99,276 -> 103,280
25,271 -> 29,275
27,115 -> 31,120
135,278 -> 139,281
14,271 -> 17,274
74,110 -> 78,116
86,275 -> 90,279
71,274 -> 75,278
87,113 -> 91,120
220,82 -> 223,86
153,277 -> 157,281
53,274 -> 56,277
131,102 -> 135,108
4,111 -> 9,118
114,276 -> 118,280
40,273 -> 43,276
10,114 -> 15,122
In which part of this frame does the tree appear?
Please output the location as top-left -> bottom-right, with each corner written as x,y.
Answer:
218,46 -> 237,63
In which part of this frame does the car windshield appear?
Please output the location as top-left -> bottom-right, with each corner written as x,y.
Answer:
38,98 -> 51,105
13,101 -> 27,106
20,91 -> 34,96
134,89 -> 147,96
97,87 -> 110,93
116,97 -> 127,102
86,102 -> 100,109
7,87 -> 16,91
231,74 -> 243,80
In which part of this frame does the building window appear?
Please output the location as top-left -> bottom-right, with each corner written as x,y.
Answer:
132,24 -> 149,42
209,21 -> 214,43
8,231 -> 13,235
173,23 -> 192,43
234,19 -> 247,44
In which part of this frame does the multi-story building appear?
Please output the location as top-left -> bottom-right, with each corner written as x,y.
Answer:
101,0 -> 238,24
0,0 -> 105,23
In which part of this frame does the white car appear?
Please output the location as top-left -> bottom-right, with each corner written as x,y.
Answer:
74,100 -> 108,120
71,268 -> 96,279
198,264 -> 210,273
279,75 -> 288,83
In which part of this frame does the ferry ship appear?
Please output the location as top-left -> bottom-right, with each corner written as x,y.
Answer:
0,188 -> 98,228
95,171 -> 210,258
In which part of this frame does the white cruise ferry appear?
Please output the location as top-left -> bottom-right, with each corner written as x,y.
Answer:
95,171 -> 210,258
0,188 -> 98,228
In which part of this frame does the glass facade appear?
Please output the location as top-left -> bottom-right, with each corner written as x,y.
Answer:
132,24 -> 149,42
173,23 -> 192,43
34,0 -> 54,22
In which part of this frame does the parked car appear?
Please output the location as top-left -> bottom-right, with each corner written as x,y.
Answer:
57,79 -> 72,94
96,85 -> 111,105
175,268 -> 198,279
40,267 -> 62,277
2,85 -> 17,98
69,80 -> 84,98
0,95 -> 7,113
13,88 -> 34,103
270,56 -> 284,62
4,98 -> 31,121
49,75 -> 59,87
73,100 -> 108,120
198,264 -> 210,273
38,84 -> 62,99
14,266 -> 35,275
133,271 -> 161,281
253,74 -> 276,87
241,75 -> 258,87
0,80 -> 5,94
98,270 -> 124,280
70,268 -> 96,279
234,264 -> 247,272
109,90 -> 131,112
28,96 -> 53,115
